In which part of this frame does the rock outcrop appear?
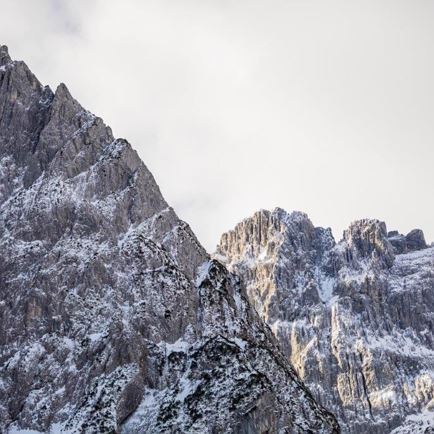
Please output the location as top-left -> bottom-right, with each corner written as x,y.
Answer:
0,47 -> 339,433
388,229 -> 428,254
216,208 -> 434,433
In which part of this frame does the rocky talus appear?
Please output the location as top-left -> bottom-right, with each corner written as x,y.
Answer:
0,46 -> 339,433
216,208 -> 434,433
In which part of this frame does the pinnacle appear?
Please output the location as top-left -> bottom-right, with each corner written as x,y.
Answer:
0,45 -> 12,66
55,82 -> 72,99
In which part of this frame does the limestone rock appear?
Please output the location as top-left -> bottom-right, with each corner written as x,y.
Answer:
405,229 -> 427,251
0,46 -> 339,433
217,208 -> 434,433
388,229 -> 428,254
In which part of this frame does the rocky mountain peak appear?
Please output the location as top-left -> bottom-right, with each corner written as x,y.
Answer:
0,47 -> 339,433
406,228 -> 427,249
274,208 -> 319,246
342,218 -> 395,268
217,208 -> 434,433
0,45 -> 11,66
216,208 -> 337,323
388,228 -> 428,254
217,208 -> 329,263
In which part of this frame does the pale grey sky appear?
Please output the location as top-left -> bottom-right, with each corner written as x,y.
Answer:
2,0 -> 433,250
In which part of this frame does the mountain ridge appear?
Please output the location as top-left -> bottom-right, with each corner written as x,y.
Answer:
216,207 -> 434,433
0,45 -> 339,433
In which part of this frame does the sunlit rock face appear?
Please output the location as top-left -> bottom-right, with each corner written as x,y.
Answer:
216,208 -> 434,433
0,46 -> 339,434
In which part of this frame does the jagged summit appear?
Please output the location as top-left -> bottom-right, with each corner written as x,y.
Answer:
219,208 -> 429,265
0,48 -> 339,433
342,218 -> 395,268
55,81 -> 73,98
388,228 -> 428,253
216,207 -> 434,433
0,45 -> 11,66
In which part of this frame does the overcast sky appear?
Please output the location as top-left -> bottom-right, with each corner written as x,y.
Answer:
3,0 -> 433,250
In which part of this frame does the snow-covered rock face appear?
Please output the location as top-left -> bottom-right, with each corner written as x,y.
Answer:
216,208 -> 434,433
0,46 -> 339,433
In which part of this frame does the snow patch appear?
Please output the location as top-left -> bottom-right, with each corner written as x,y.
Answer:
196,261 -> 212,286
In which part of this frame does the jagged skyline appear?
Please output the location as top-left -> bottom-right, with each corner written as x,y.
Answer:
0,43 -> 339,433
2,0 -> 433,251
215,207 -> 434,432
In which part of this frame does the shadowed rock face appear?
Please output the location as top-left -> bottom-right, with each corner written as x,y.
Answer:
388,229 -> 428,254
0,46 -> 339,433
216,208 -> 434,433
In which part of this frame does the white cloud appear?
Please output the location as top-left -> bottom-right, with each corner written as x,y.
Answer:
2,0 -> 434,250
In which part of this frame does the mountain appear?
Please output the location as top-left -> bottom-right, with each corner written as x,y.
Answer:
216,208 -> 434,433
0,46 -> 339,433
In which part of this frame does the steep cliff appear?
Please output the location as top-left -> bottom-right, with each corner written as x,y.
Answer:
216,208 -> 434,433
0,46 -> 339,433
